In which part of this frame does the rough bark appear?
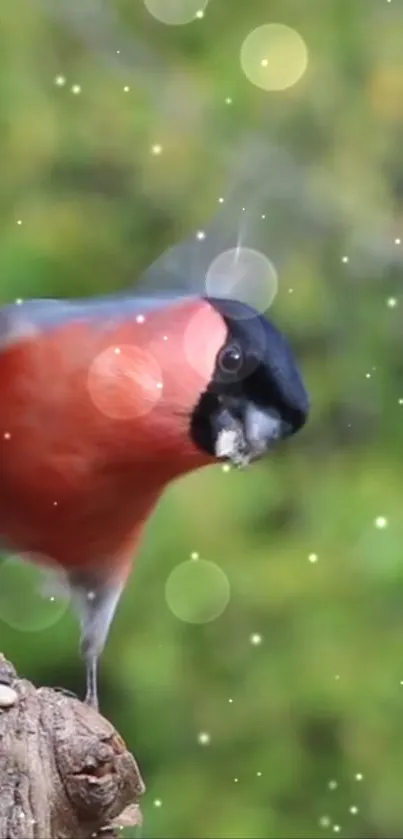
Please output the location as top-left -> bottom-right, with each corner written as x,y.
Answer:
0,654 -> 144,839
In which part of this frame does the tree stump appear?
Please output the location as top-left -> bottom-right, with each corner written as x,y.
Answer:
0,654 -> 145,839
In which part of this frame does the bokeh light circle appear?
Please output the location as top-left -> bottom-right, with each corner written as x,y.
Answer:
165,559 -> 230,623
88,344 -> 163,420
0,555 -> 70,632
240,24 -> 308,91
184,296 -> 272,383
183,305 -> 227,379
205,247 -> 278,315
143,0 -> 209,25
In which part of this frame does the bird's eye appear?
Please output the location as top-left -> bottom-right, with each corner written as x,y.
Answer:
218,343 -> 244,375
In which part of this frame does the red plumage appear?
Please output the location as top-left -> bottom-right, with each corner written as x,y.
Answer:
0,297 -> 225,578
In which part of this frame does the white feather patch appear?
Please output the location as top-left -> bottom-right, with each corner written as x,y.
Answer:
215,426 -> 252,467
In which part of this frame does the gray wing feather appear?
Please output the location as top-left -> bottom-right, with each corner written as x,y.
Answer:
133,140 -> 320,300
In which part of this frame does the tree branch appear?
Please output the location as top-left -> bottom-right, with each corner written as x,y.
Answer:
0,653 -> 144,839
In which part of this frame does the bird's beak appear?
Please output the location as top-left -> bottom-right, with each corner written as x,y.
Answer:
243,403 -> 283,454
213,403 -> 283,467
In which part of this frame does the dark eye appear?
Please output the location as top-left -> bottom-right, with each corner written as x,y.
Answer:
218,343 -> 244,374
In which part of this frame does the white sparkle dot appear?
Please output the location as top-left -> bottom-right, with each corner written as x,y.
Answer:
375,516 -> 387,529
319,816 -> 331,828
250,633 -> 262,645
87,591 -> 96,601
151,144 -> 163,156
54,75 -> 66,86
234,777 -> 239,783
365,373 -> 371,379
218,197 -> 224,204
17,220 -> 22,226
71,84 -> 81,95
116,50 -> 121,54
261,213 -> 266,219
387,297 -> 398,308
156,382 -> 163,390
257,771 -> 262,777
136,314 -> 145,324
288,288 -> 294,294
197,731 -> 211,745
354,772 -> 363,781
334,674 -> 340,680
123,85 -> 130,92
261,58 -> 268,67
395,237 -> 401,244
196,230 -> 206,240
15,298 -> 23,305
114,347 -> 121,354
49,596 -> 55,602
333,827 -> 341,834
398,399 -> 403,405
3,432 -> 11,440
349,806 -> 358,815
222,463 -> 231,473
53,501 -> 58,507
190,552 -> 199,560
308,553 -> 318,563
163,335 -> 168,341
225,97 -> 232,104
228,698 -> 233,704
341,255 -> 349,263
153,799 -> 162,808
328,779 -> 338,790
195,9 -> 204,18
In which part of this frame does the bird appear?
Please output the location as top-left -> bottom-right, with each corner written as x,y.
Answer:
0,168 -> 310,711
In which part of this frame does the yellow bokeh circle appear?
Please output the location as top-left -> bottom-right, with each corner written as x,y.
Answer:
241,24 -> 308,91
165,559 -> 230,624
0,556 -> 70,633
144,0 -> 209,25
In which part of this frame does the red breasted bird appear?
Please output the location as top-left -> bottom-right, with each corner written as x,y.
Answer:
0,194 -> 310,710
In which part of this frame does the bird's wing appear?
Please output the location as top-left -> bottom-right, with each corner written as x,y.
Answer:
133,139 -> 318,302
134,147 -> 272,299
0,293 -> 193,348
0,140 -> 324,339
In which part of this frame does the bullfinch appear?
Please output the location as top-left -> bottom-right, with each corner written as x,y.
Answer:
0,177 -> 310,710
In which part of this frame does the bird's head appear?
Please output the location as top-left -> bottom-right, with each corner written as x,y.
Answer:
189,297 -> 309,467
87,293 -> 309,477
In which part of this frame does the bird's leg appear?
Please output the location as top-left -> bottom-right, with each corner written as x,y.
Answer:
70,575 -> 126,712
85,654 -> 98,711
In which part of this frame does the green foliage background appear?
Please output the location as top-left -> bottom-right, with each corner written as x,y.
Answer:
1,0 -> 403,836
